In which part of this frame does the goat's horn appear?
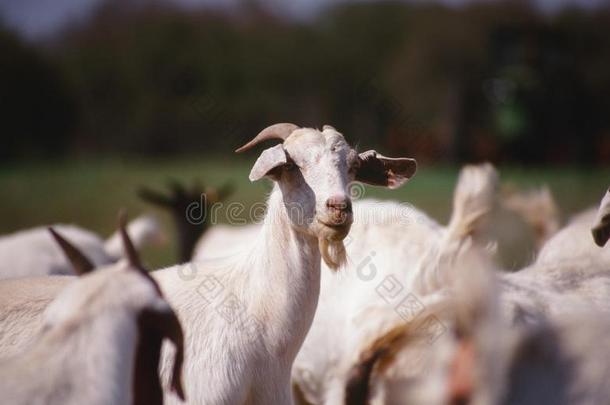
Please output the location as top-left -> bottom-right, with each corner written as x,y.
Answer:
118,209 -> 144,271
235,123 -> 299,153
48,228 -> 94,276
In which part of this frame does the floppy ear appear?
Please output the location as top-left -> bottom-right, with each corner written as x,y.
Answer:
249,144 -> 288,182
355,150 -> 417,189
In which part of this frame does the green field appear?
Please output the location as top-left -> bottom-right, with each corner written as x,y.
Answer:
1,158 -> 608,268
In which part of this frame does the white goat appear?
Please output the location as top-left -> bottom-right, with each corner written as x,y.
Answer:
0,221 -> 184,405
351,246 -> 610,405
0,123 -> 416,405
291,163 -> 498,405
0,214 -> 164,279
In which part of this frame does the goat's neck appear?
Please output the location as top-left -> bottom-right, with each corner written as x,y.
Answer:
244,187 -> 322,360
20,312 -> 137,404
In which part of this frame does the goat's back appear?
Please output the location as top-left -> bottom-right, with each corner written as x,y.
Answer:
0,276 -> 72,358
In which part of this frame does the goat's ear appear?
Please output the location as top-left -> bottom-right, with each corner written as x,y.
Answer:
249,144 -> 288,182
592,189 -> 610,247
48,228 -> 94,276
355,150 -> 417,189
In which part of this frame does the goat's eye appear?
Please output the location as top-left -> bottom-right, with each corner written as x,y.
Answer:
284,162 -> 297,171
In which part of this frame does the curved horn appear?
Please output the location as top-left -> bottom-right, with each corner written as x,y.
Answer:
48,228 -> 94,276
118,210 -> 144,271
235,123 -> 299,153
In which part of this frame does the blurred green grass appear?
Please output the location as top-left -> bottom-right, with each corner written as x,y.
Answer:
1,158 -> 608,268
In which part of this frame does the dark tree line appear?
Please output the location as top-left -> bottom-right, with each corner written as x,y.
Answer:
1,0 -> 609,164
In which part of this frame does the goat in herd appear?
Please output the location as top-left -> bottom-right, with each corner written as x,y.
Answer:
0,122 -> 608,405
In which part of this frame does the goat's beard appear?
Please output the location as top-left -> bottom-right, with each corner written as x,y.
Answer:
319,238 -> 347,271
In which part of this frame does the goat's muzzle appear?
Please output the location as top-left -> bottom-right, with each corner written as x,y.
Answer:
322,195 -> 353,229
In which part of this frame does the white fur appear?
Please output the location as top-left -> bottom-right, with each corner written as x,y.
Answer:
292,164 -> 610,405
0,262 -> 171,405
339,188 -> 610,405
154,127 -> 384,404
104,214 -> 165,259
535,209 -> 599,264
371,247 -> 610,405
535,188 -> 610,266
362,244 -> 610,405
502,185 -> 560,249
154,191 -> 322,404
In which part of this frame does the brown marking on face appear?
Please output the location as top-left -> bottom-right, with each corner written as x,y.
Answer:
133,306 -> 185,405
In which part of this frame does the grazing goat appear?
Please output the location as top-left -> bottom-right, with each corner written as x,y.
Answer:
0,214 -> 164,279
139,180 -> 233,262
0,219 -> 184,405
291,163 -> 498,405
0,123 -> 416,405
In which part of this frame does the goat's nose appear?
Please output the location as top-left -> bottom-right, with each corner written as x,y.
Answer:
326,195 -> 352,213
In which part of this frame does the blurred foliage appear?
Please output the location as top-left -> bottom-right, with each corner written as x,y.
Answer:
1,0 -> 609,164
0,27 -> 77,159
